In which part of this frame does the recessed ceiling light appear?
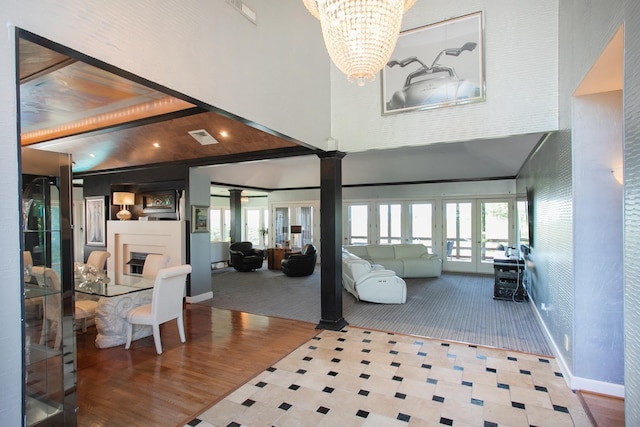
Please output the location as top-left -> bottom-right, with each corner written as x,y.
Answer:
89,153 -> 95,158
153,142 -> 160,148
220,130 -> 229,138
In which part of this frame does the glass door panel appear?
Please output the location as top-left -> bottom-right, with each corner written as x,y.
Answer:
408,202 -> 433,252
379,203 -> 402,244
480,201 -> 509,265
444,201 -> 474,272
245,208 -> 261,246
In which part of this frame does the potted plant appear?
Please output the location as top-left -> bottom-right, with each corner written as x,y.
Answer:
259,228 -> 268,247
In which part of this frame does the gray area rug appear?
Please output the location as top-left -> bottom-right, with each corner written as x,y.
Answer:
201,266 -> 552,355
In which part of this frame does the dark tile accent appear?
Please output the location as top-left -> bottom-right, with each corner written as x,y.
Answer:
335,347 -> 344,352
441,343 -> 450,347
279,402 -> 292,411
389,340 -> 397,344
288,384 -> 300,391
555,372 -> 564,377
508,356 -> 518,361
364,331 -> 372,334
418,351 -> 427,356
535,385 -> 548,392
397,413 -> 411,422
296,369 -> 307,375
331,358 -> 341,363
327,371 -> 338,376
511,401 -> 526,410
395,392 -> 407,400
361,360 -> 371,365
469,344 -> 477,348
486,367 -> 497,373
520,369 -> 532,375
266,367 -> 276,372
390,350 -> 399,355
186,419 -> 201,426
363,339 -> 371,343
356,409 -> 369,418
422,363 -> 432,369
317,406 -> 330,414
242,399 -> 255,407
471,398 -> 484,406
447,353 -> 456,358
391,362 -> 401,367
312,336 -> 321,340
454,365 -> 464,371
414,341 -> 424,345
358,389 -> 369,396
255,381 -> 267,388
360,373 -> 370,379
323,386 -> 334,394
440,417 -> 453,425
462,380 -> 473,387
484,422 -> 498,427
362,348 -> 371,353
226,422 -> 241,427
309,345 -> 317,350
553,404 -> 570,413
303,356 -> 313,361
477,355 -> 487,360
392,375 -> 403,382
338,337 -> 346,342
497,383 -> 510,390
539,358 -> 550,363
433,395 -> 445,403
427,378 -> 438,384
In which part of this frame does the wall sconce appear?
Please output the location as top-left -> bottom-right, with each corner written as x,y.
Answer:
240,196 -> 249,203
113,192 -> 135,220
611,166 -> 624,185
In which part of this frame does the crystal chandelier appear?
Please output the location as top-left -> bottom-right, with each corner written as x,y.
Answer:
302,0 -> 416,86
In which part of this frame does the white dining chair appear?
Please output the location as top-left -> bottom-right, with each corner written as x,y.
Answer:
86,250 -> 110,271
75,299 -> 98,333
23,251 -> 43,319
142,254 -> 171,279
125,264 -> 192,354
31,266 -> 62,350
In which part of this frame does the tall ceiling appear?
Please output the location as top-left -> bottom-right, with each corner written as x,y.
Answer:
19,33 -> 544,195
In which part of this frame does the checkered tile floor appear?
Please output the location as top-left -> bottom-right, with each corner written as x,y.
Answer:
186,327 -> 591,426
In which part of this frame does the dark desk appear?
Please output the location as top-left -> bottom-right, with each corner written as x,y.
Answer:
267,248 -> 290,270
493,252 -> 527,301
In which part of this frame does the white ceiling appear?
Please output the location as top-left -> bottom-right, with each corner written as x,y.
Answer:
204,132 -> 545,196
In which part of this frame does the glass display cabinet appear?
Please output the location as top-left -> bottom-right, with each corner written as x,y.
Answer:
21,148 -> 76,426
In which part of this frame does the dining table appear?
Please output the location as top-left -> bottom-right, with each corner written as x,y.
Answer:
74,270 -> 155,349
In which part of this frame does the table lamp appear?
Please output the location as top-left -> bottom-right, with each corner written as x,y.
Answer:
290,225 -> 302,249
113,192 -> 135,220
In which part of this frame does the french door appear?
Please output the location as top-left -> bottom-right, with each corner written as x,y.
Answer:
444,199 -> 513,273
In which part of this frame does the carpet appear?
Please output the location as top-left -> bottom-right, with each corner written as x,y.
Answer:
202,266 -> 552,355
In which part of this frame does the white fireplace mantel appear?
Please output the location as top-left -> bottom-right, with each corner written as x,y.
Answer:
107,220 -> 186,283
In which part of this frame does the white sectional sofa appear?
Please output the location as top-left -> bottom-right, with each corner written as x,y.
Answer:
342,250 -> 406,303
343,244 -> 442,278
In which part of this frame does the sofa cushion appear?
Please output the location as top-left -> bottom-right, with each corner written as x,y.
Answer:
366,245 -> 396,259
344,246 -> 370,259
393,244 -> 428,259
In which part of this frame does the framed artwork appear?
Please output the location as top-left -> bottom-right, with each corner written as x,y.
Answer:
191,205 -> 209,233
85,196 -> 106,246
142,191 -> 176,213
382,11 -> 485,115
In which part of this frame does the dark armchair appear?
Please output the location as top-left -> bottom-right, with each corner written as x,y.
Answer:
281,244 -> 317,277
229,242 -> 265,272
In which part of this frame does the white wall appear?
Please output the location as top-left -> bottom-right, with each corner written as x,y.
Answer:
331,0 -> 559,153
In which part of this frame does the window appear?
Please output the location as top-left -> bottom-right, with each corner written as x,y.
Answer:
379,203 -> 402,244
209,208 -> 230,242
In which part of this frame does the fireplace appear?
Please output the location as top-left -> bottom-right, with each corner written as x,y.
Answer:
107,220 -> 185,283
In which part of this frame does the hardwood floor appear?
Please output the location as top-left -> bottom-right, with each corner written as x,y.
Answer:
75,304 -> 319,426
578,391 -> 626,427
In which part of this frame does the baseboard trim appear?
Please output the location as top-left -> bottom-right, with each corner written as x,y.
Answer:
186,291 -> 213,304
529,297 -> 625,398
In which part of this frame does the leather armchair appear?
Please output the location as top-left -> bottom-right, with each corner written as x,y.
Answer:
229,242 -> 265,272
281,244 -> 317,277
